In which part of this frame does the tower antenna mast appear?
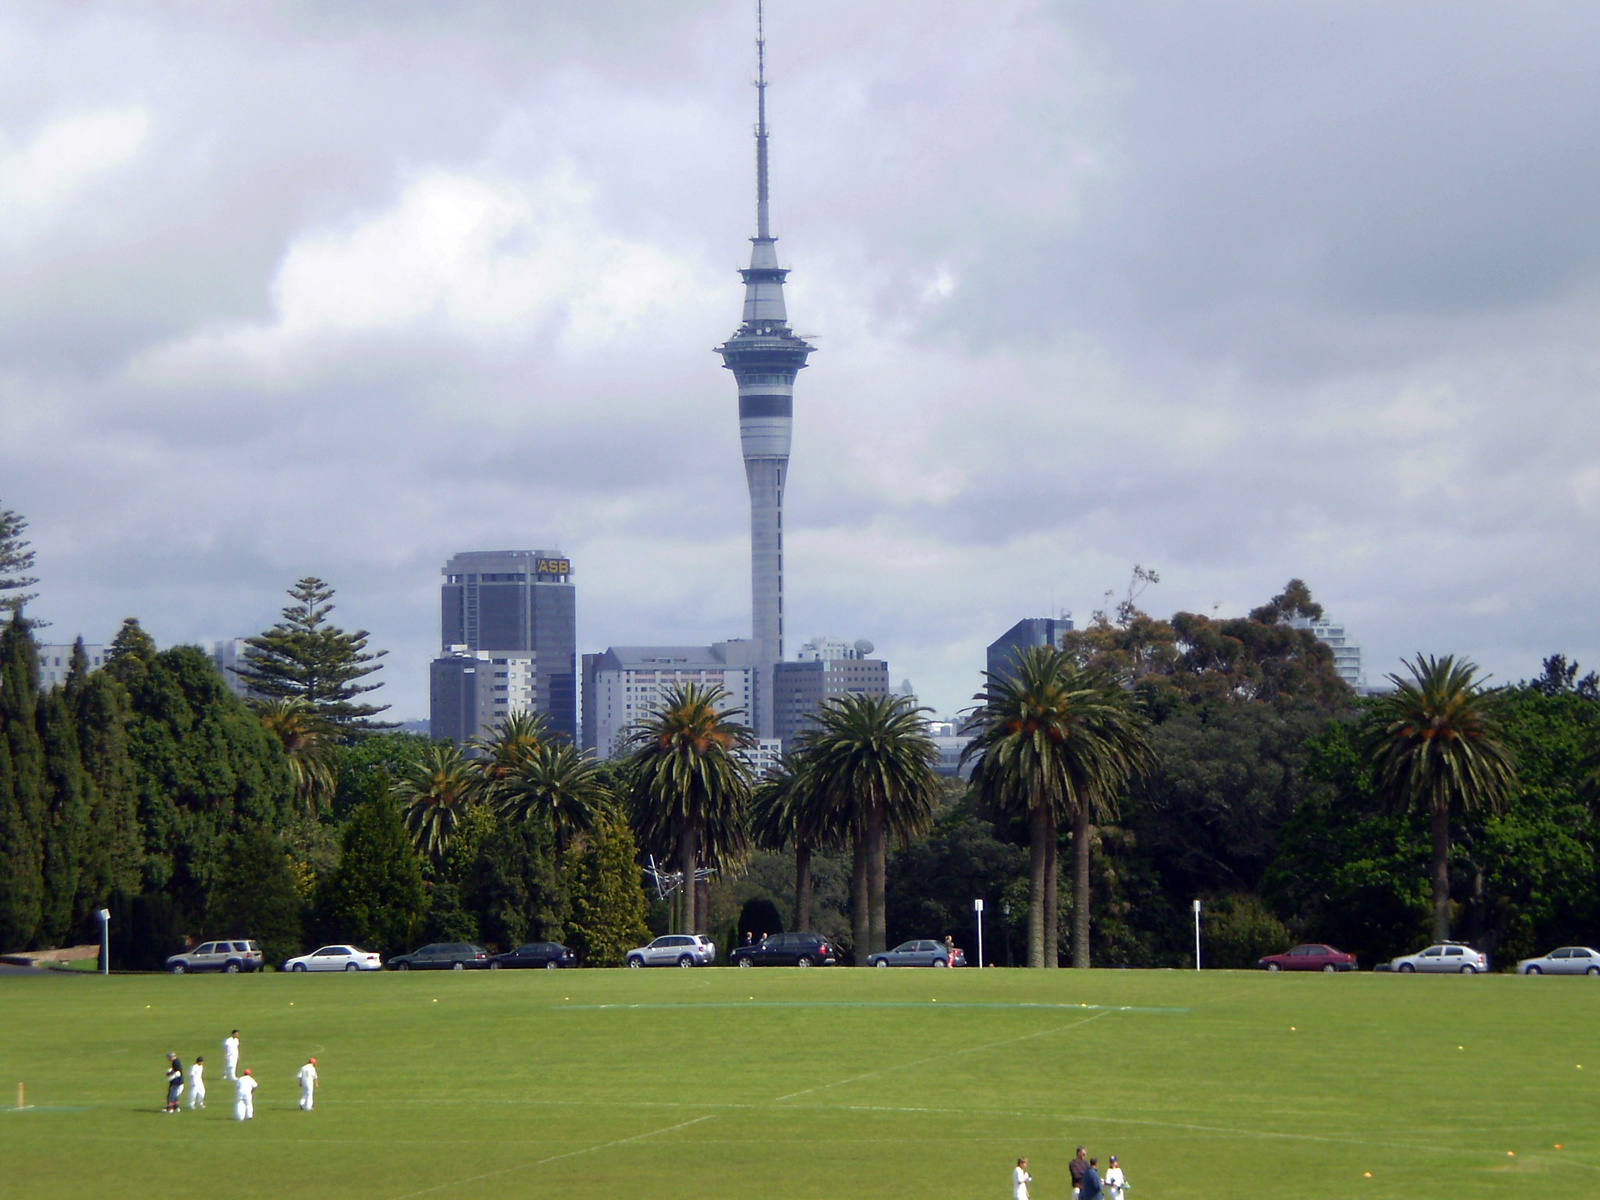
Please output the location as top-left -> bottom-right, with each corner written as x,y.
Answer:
755,0 -> 770,239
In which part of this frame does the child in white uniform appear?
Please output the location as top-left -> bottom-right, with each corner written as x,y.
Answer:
1104,1156 -> 1126,1200
296,1058 -> 318,1111
1013,1158 -> 1032,1200
188,1056 -> 206,1109
234,1068 -> 257,1120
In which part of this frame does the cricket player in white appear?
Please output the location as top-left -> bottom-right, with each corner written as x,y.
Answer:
187,1056 -> 206,1109
1014,1158 -> 1032,1200
222,1030 -> 240,1081
296,1057 -> 318,1111
234,1068 -> 257,1120
1105,1157 -> 1126,1200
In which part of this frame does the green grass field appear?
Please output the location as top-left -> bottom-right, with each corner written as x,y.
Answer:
2,966 -> 1597,1200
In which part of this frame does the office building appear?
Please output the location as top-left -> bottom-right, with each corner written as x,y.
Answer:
715,13 -> 814,738
985,617 -> 1075,684
36,643 -> 107,691
772,636 -> 889,751
430,550 -> 576,743
1290,616 -> 1369,694
210,638 -> 256,698
583,641 -> 761,761
927,717 -> 973,779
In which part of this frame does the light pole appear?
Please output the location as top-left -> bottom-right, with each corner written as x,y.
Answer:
1003,902 -> 1012,968
973,898 -> 985,969
96,908 -> 111,976
1192,899 -> 1202,971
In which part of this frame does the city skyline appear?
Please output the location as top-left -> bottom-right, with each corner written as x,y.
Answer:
4,3 -> 1598,720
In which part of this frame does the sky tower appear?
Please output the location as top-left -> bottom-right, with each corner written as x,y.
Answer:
717,2 -> 814,739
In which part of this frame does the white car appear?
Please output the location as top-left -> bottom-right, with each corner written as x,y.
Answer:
1517,946 -> 1600,975
1388,942 -> 1489,973
283,945 -> 383,972
625,935 -> 716,968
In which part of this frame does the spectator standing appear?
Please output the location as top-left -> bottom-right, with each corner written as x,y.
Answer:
1104,1156 -> 1126,1200
1070,1148 -> 1088,1199
1081,1158 -> 1104,1200
296,1058 -> 318,1111
222,1030 -> 240,1081
945,935 -> 957,966
234,1068 -> 257,1121
164,1054 -> 183,1113
187,1056 -> 206,1109
1013,1157 -> 1032,1200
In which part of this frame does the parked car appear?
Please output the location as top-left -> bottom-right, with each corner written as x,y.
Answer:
729,932 -> 837,967
282,945 -> 383,972
1258,944 -> 1358,972
624,935 -> 716,968
389,942 -> 491,971
1388,942 -> 1489,973
867,939 -> 965,968
487,942 -> 578,970
1517,946 -> 1600,975
165,940 -> 263,974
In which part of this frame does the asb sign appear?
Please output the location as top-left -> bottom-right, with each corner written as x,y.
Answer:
536,558 -> 571,577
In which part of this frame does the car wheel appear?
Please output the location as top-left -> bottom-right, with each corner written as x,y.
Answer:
1266,962 -> 1280,972
1527,965 -> 1542,974
797,956 -> 813,968
545,960 -> 558,970
452,961 -> 464,971
874,959 -> 888,968
1460,964 -> 1476,974
933,958 -> 948,968
1322,964 -> 1336,973
678,955 -> 694,968
1398,963 -> 1415,973
396,962 -> 409,971
292,962 -> 307,972
627,957 -> 643,968
737,958 -> 752,968
345,963 -> 358,972
491,961 -> 503,970
1587,966 -> 1600,976
170,962 -> 186,974
224,961 -> 240,974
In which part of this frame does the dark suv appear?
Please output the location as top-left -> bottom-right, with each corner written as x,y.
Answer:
729,932 -> 837,968
389,942 -> 490,971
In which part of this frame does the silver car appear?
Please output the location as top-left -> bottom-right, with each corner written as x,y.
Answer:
1389,942 -> 1489,973
1517,946 -> 1600,975
625,935 -> 717,968
165,940 -> 263,974
282,945 -> 383,972
867,939 -> 965,968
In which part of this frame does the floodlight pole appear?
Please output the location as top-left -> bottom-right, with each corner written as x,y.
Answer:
1192,899 -> 1202,971
97,907 -> 111,976
973,898 -> 984,969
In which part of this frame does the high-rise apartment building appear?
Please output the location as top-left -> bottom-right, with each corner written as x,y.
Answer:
716,12 -> 813,738
430,550 -> 576,743
582,641 -> 762,761
772,636 -> 889,751
1290,616 -> 1369,694
985,617 -> 1075,685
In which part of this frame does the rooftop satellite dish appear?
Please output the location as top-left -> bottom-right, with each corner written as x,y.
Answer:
854,639 -> 874,657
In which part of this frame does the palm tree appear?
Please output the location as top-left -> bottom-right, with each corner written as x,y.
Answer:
497,741 -> 611,855
799,694 -> 939,963
1367,654 -> 1516,942
256,697 -> 336,813
393,742 -> 482,867
627,682 -> 754,934
751,754 -> 845,933
963,647 -> 1153,968
468,710 -> 549,800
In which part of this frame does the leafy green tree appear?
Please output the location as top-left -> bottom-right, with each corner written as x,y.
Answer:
330,731 -> 429,819
1367,654 -> 1517,942
496,741 -> 609,854
68,646 -> 143,904
750,754 -> 845,933
628,682 -> 753,934
453,805 -> 568,950
799,693 -> 938,960
314,795 -> 427,958
565,815 -> 652,965
208,824 -> 304,965
884,805 -> 1027,960
0,614 -> 44,949
469,710 -> 549,796
256,698 -> 336,813
1200,892 -> 1291,968
0,503 -> 38,615
35,687 -> 90,946
394,741 -> 482,867
235,577 -> 391,737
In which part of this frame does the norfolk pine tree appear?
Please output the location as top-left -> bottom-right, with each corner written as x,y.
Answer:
0,502 -> 38,615
0,614 -> 45,949
235,577 -> 392,737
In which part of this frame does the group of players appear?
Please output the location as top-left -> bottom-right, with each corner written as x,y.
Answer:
162,1029 -> 318,1120
1014,1148 -> 1127,1200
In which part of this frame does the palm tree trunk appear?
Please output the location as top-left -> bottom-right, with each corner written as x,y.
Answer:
696,876 -> 710,937
1431,805 -> 1451,942
1027,805 -> 1047,968
679,826 -> 698,935
851,835 -> 869,965
1072,802 -> 1091,968
867,804 -> 888,955
1043,813 -> 1059,969
795,842 -> 813,932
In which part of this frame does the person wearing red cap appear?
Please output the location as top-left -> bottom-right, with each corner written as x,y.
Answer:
234,1068 -> 257,1121
296,1057 -> 318,1111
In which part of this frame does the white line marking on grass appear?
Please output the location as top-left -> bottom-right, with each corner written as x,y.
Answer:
773,1009 -> 1111,1102
384,1114 -> 714,1200
561,1001 -> 1187,1013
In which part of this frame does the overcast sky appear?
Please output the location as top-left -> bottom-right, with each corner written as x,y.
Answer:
4,1 -> 1598,720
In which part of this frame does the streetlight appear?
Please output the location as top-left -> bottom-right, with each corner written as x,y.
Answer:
1192,899 -> 1202,971
973,898 -> 985,969
1003,902 -> 1012,968
96,908 -> 111,976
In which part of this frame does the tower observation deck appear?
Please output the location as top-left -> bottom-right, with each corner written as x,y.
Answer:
716,2 -> 814,738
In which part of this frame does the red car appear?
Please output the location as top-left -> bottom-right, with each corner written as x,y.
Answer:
1258,944 -> 1357,972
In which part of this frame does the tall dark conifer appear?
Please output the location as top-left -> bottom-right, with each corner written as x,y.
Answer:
36,686 -> 89,945
70,640 -> 143,900
0,614 -> 44,949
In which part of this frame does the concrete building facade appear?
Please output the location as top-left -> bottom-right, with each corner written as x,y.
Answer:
1290,616 -> 1369,694
582,642 -> 760,761
772,636 -> 889,751
36,643 -> 107,691
430,649 -> 538,746
430,550 -> 576,743
985,617 -> 1075,685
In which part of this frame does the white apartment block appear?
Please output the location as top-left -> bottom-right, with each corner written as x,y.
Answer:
36,644 -> 107,690
1290,617 -> 1369,695
582,643 -> 758,761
